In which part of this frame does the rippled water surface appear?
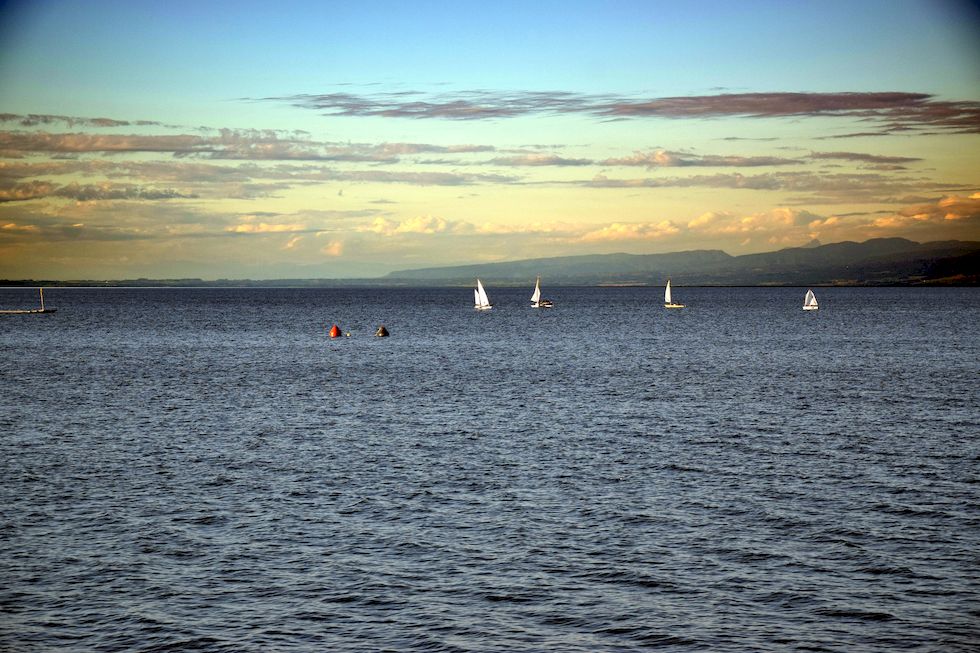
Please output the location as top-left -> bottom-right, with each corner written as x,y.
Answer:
1,286 -> 978,651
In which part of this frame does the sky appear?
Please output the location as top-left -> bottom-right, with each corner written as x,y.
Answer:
1,0 -> 978,279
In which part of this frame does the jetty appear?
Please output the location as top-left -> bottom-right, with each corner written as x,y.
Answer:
0,288 -> 57,314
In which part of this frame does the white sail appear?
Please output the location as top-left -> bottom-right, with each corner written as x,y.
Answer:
474,288 -> 480,307
475,278 -> 492,309
531,277 -> 541,304
804,289 -> 818,310
664,278 -> 684,308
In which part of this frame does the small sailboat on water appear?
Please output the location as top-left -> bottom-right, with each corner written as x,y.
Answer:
0,287 -> 57,314
664,279 -> 685,309
530,276 -> 553,308
474,278 -> 492,310
803,288 -> 818,311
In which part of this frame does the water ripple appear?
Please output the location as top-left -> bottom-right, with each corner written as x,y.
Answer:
1,286 -> 978,651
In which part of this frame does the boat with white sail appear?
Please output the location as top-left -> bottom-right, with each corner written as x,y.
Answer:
664,279 -> 685,309
474,278 -> 492,310
530,276 -> 553,308
803,289 -> 818,311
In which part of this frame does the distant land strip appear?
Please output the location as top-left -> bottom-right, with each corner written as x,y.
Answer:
3,238 -> 977,287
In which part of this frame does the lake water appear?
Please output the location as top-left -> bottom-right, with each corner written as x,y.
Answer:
1,286 -> 977,652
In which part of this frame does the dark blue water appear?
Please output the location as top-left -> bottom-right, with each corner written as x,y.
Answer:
1,286 -> 977,652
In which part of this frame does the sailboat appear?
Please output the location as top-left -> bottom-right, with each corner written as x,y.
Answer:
664,279 -> 685,308
530,276 -> 553,308
0,287 -> 57,314
474,278 -> 492,310
803,288 -> 818,311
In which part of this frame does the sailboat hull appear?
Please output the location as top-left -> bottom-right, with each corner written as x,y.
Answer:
803,305 -> 818,311
664,303 -> 685,309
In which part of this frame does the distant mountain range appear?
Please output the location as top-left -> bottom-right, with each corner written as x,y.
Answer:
5,238 -> 977,287
385,238 -> 980,286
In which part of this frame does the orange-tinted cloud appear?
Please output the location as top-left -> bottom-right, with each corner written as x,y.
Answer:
226,222 -> 307,234
366,215 -> 475,236
579,220 -> 680,242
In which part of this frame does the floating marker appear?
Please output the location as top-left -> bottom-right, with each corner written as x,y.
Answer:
375,325 -> 389,337
329,324 -> 342,338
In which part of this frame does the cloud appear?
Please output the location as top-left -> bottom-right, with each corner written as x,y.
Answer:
56,183 -> 194,201
597,93 -> 980,135
0,159 -> 117,181
687,211 -> 735,230
0,128 -> 332,161
226,222 -> 308,234
292,168 -> 519,186
0,180 -> 194,202
600,92 -> 925,118
809,151 -> 923,165
679,197 -> 980,247
586,172 -> 786,190
371,142 -> 495,156
688,208 -> 818,236
0,131 -> 207,154
0,129 -> 500,165
142,161 -> 516,188
816,131 -> 895,140
579,220 -> 680,242
474,221 -> 578,236
487,153 -> 592,166
264,90 -> 980,133
199,140 -> 498,165
0,181 -> 58,202
601,149 -> 802,168
584,171 -> 966,204
1,222 -> 41,233
0,201 -> 266,244
320,240 -> 344,256
0,213 -> 149,242
264,90 -> 599,120
0,113 -> 164,129
681,207 -> 868,250
876,193 -> 980,228
365,215 -> 474,236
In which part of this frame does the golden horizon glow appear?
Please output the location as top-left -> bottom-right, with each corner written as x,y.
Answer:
1,3 -> 978,278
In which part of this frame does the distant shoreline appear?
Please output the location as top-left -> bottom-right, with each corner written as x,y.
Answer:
4,237 -> 975,288
1,279 -> 975,288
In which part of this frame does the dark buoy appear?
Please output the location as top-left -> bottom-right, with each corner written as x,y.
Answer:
375,325 -> 389,337
329,324 -> 342,338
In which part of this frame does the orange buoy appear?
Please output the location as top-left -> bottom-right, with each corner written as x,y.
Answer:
329,324 -> 342,338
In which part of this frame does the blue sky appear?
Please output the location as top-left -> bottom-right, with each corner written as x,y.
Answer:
1,0 -> 978,278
